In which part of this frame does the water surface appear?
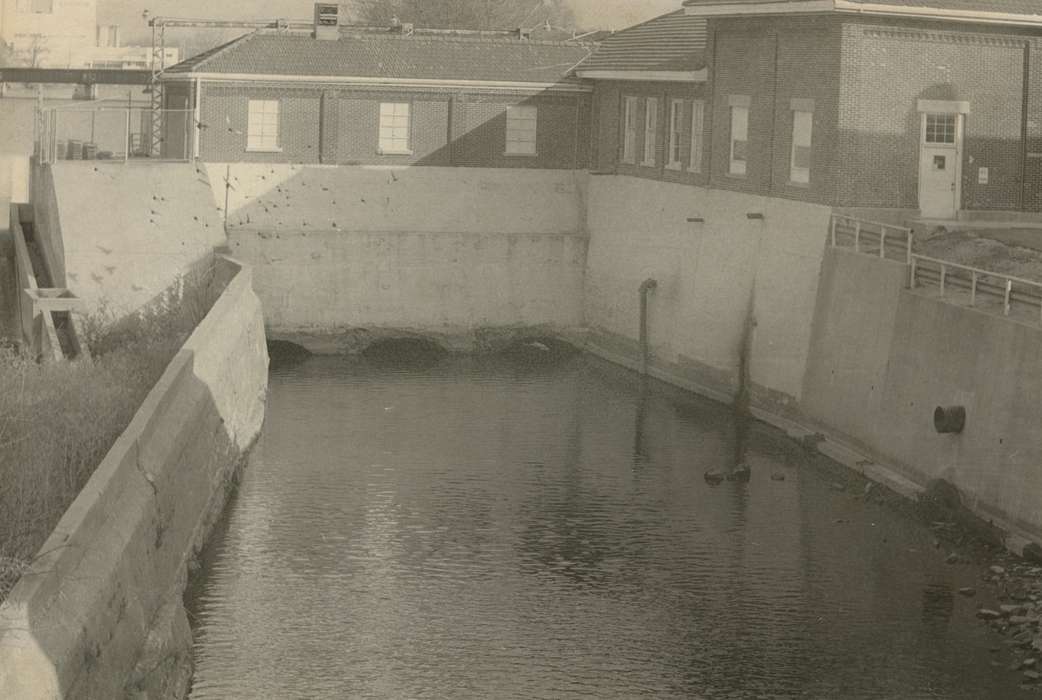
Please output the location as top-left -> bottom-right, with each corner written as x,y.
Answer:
188,351 -> 1027,699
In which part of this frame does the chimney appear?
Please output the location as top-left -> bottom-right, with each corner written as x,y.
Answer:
314,3 -> 340,41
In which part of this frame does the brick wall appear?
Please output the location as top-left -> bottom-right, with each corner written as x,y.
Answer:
590,80 -> 708,186
195,81 -> 589,170
838,19 -> 1033,211
707,16 -> 842,204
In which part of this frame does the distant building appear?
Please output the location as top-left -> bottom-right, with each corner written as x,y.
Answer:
0,0 -> 98,68
160,5 -> 593,169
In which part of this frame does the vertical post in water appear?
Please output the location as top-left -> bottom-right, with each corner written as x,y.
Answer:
224,164 -> 232,229
638,278 -> 657,377
731,288 -> 755,481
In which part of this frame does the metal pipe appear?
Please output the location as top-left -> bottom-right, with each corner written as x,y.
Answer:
639,278 -> 658,377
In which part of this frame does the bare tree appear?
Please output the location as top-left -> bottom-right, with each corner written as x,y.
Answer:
354,0 -> 575,32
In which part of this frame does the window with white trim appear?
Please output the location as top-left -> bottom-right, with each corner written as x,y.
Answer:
505,105 -> 537,155
924,113 -> 957,144
622,96 -> 638,164
689,100 -> 705,173
378,102 -> 411,155
642,97 -> 658,166
729,104 -> 748,176
790,110 -> 813,184
667,99 -> 683,169
246,99 -> 280,152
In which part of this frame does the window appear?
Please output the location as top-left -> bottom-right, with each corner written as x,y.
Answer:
505,105 -> 537,155
31,0 -> 53,12
689,100 -> 705,173
622,96 -> 638,164
643,97 -> 658,166
667,100 -> 684,170
378,102 -> 411,155
246,100 -> 280,152
925,113 -> 956,144
790,110 -> 813,184
729,104 -> 749,176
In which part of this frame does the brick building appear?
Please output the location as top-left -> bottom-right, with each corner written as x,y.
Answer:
159,11 -> 593,170
577,11 -> 710,187
680,0 -> 1042,218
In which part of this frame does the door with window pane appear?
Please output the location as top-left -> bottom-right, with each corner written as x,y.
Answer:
918,112 -> 961,219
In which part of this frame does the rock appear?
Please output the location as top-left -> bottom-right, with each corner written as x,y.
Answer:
946,553 -> 959,564
1023,670 -> 1040,682
704,469 -> 724,485
1001,604 -> 1024,616
830,482 -> 846,492
958,587 -> 977,597
770,472 -> 786,481
1023,658 -> 1038,669
978,609 -> 1003,620
728,463 -> 751,483
991,565 -> 1007,576
1011,616 -> 1034,625
1024,543 -> 1042,565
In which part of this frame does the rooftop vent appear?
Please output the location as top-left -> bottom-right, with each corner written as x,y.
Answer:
314,3 -> 340,41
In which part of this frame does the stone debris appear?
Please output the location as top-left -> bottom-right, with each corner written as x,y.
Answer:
958,587 -> 977,597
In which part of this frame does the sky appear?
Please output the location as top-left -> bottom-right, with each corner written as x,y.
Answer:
97,0 -> 682,36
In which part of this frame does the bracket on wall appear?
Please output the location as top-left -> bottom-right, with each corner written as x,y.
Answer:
746,212 -> 765,220
687,217 -> 705,223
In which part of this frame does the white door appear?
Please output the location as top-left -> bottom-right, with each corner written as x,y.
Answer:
918,113 -> 961,219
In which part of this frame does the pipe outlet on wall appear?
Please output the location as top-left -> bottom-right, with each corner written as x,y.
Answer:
934,406 -> 966,434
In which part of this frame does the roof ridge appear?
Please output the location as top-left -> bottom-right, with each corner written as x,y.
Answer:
607,8 -> 688,35
183,31 -> 262,72
251,28 -> 592,48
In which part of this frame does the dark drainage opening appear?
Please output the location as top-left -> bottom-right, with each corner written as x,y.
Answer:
361,337 -> 447,368
934,406 -> 966,434
267,340 -> 312,371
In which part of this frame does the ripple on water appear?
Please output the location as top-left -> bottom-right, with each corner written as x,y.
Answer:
188,353 -> 1028,699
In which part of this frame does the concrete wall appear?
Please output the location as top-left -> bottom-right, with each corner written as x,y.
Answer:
803,247 -> 1042,544
0,257 -> 268,699
36,161 -> 227,316
210,164 -> 588,350
583,174 -> 830,407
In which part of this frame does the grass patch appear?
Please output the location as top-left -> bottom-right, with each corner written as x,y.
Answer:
0,263 -> 225,602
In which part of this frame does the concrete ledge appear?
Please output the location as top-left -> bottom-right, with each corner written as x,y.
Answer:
0,256 -> 268,699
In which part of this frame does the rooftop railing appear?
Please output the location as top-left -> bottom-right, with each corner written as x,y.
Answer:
36,105 -> 194,164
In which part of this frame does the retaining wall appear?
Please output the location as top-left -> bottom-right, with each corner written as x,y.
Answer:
215,165 -> 588,350
0,257 -> 268,699
33,161 -> 226,317
803,248 -> 1042,543
582,174 -> 831,409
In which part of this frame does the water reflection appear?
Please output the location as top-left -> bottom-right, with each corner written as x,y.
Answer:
188,352 -> 1029,700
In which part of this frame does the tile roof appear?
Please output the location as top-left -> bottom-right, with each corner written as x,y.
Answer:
683,0 -> 1042,21
163,31 -> 593,85
576,10 -> 707,74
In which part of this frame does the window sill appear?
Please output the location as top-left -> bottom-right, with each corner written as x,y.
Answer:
640,161 -> 657,168
504,151 -> 537,157
246,146 -> 282,153
725,171 -> 747,179
687,167 -> 703,175
665,162 -> 684,171
377,149 -> 414,156
788,180 -> 811,188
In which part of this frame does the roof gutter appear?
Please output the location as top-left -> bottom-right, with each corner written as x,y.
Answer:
159,72 -> 593,93
575,69 -> 707,83
684,0 -> 1042,28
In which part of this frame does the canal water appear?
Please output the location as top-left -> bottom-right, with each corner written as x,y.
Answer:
187,350 -> 1029,699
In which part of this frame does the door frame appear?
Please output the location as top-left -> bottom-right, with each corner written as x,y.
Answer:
916,99 -> 969,219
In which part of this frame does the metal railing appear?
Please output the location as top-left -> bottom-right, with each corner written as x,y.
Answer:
36,105 -> 194,164
910,254 -> 1042,322
829,213 -> 914,264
